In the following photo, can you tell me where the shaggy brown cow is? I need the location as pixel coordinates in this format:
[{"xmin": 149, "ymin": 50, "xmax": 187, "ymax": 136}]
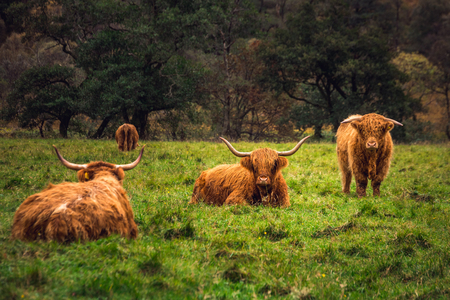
[
  {"xmin": 115, "ymin": 123, "xmax": 139, "ymax": 151},
  {"xmin": 336, "ymin": 113, "xmax": 403, "ymax": 197},
  {"xmin": 10, "ymin": 145, "xmax": 145, "ymax": 243},
  {"xmin": 189, "ymin": 136, "xmax": 310, "ymax": 207}
]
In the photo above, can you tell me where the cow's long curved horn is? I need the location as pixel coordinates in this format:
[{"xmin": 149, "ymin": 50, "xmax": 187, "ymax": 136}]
[
  {"xmin": 116, "ymin": 145, "xmax": 145, "ymax": 171},
  {"xmin": 384, "ymin": 117, "xmax": 403, "ymax": 126},
  {"xmin": 219, "ymin": 137, "xmax": 251, "ymax": 157},
  {"xmin": 277, "ymin": 136, "xmax": 311, "ymax": 156},
  {"xmin": 53, "ymin": 145, "xmax": 87, "ymax": 170},
  {"xmin": 341, "ymin": 116, "xmax": 363, "ymax": 124}
]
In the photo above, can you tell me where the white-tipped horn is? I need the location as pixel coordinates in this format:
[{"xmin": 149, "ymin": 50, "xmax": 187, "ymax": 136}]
[
  {"xmin": 219, "ymin": 137, "xmax": 251, "ymax": 157},
  {"xmin": 53, "ymin": 145, "xmax": 87, "ymax": 170},
  {"xmin": 341, "ymin": 116, "xmax": 363, "ymax": 124},
  {"xmin": 384, "ymin": 117, "xmax": 403, "ymax": 126},
  {"xmin": 116, "ymin": 145, "xmax": 145, "ymax": 171},
  {"xmin": 277, "ymin": 136, "xmax": 311, "ymax": 156}
]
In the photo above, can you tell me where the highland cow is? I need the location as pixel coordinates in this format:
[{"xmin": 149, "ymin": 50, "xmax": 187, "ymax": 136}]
[
  {"xmin": 189, "ymin": 136, "xmax": 310, "ymax": 207},
  {"xmin": 336, "ymin": 113, "xmax": 403, "ymax": 197},
  {"xmin": 115, "ymin": 123, "xmax": 139, "ymax": 151},
  {"xmin": 11, "ymin": 145, "xmax": 145, "ymax": 242}
]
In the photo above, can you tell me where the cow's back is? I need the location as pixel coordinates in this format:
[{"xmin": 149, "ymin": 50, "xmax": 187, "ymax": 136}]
[
  {"xmin": 116, "ymin": 124, "xmax": 138, "ymax": 151},
  {"xmin": 198, "ymin": 164, "xmax": 253, "ymax": 205},
  {"xmin": 336, "ymin": 122, "xmax": 356, "ymax": 165},
  {"xmin": 11, "ymin": 181, "xmax": 138, "ymax": 242}
]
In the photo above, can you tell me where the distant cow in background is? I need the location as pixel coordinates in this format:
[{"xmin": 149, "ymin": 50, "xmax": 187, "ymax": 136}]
[
  {"xmin": 11, "ymin": 146, "xmax": 145, "ymax": 243},
  {"xmin": 190, "ymin": 136, "xmax": 310, "ymax": 207},
  {"xmin": 336, "ymin": 113, "xmax": 403, "ymax": 197},
  {"xmin": 116, "ymin": 123, "xmax": 139, "ymax": 151}
]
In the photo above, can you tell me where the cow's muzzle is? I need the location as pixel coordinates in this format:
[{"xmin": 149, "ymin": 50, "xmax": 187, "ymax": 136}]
[
  {"xmin": 257, "ymin": 175, "xmax": 270, "ymax": 186},
  {"xmin": 366, "ymin": 140, "xmax": 378, "ymax": 150}
]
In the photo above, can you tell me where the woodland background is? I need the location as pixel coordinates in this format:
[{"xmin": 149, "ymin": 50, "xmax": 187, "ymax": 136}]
[{"xmin": 0, "ymin": 0, "xmax": 449, "ymax": 143}]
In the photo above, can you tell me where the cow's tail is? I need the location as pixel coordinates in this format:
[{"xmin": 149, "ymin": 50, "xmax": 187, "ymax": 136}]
[{"xmin": 125, "ymin": 126, "xmax": 132, "ymax": 151}]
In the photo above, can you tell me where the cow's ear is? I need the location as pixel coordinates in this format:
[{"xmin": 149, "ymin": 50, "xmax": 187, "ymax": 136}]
[
  {"xmin": 77, "ymin": 170, "xmax": 88, "ymax": 182},
  {"xmin": 115, "ymin": 168, "xmax": 125, "ymax": 182},
  {"xmin": 277, "ymin": 157, "xmax": 289, "ymax": 170},
  {"xmin": 350, "ymin": 121, "xmax": 361, "ymax": 131},
  {"xmin": 385, "ymin": 122, "xmax": 394, "ymax": 131},
  {"xmin": 240, "ymin": 157, "xmax": 253, "ymax": 171}
]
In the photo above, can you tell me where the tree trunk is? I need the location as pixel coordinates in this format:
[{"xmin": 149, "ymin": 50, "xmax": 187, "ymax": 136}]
[
  {"xmin": 59, "ymin": 114, "xmax": 72, "ymax": 138},
  {"xmin": 446, "ymin": 92, "xmax": 450, "ymax": 140},
  {"xmin": 233, "ymin": 111, "xmax": 246, "ymax": 140},
  {"xmin": 222, "ymin": 95, "xmax": 233, "ymax": 138},
  {"xmin": 38, "ymin": 120, "xmax": 45, "ymax": 138},
  {"xmin": 132, "ymin": 109, "xmax": 148, "ymax": 139},
  {"xmin": 332, "ymin": 118, "xmax": 340, "ymax": 133},
  {"xmin": 314, "ymin": 124, "xmax": 323, "ymax": 139},
  {"xmin": 91, "ymin": 115, "xmax": 112, "ymax": 139},
  {"xmin": 122, "ymin": 107, "xmax": 130, "ymax": 124}
]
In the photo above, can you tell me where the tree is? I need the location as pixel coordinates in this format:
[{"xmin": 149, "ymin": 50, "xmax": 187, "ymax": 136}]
[
  {"xmin": 392, "ymin": 52, "xmax": 440, "ymax": 113},
  {"xmin": 259, "ymin": 0, "xmax": 420, "ymax": 138},
  {"xmin": 6, "ymin": 0, "xmax": 209, "ymax": 138},
  {"xmin": 408, "ymin": 0, "xmax": 450, "ymax": 55},
  {"xmin": 200, "ymin": 0, "xmax": 262, "ymax": 139},
  {"xmin": 403, "ymin": 0, "xmax": 450, "ymax": 140},
  {"xmin": 3, "ymin": 65, "xmax": 79, "ymax": 138}
]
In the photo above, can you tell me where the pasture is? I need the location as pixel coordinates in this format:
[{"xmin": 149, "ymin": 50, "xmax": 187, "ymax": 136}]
[{"xmin": 0, "ymin": 138, "xmax": 449, "ymax": 299}]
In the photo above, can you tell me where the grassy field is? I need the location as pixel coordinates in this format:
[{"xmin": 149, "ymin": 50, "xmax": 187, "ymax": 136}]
[{"xmin": 0, "ymin": 138, "xmax": 449, "ymax": 299}]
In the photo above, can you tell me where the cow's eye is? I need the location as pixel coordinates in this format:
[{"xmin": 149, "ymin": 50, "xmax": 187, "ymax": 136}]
[{"xmin": 272, "ymin": 161, "xmax": 278, "ymax": 172}]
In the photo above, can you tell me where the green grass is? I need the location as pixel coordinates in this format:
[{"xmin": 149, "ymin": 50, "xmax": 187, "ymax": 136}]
[{"xmin": 0, "ymin": 138, "xmax": 449, "ymax": 299}]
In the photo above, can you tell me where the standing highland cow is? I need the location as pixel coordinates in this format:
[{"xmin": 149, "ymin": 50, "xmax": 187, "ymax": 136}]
[
  {"xmin": 190, "ymin": 136, "xmax": 310, "ymax": 207},
  {"xmin": 11, "ymin": 146, "xmax": 145, "ymax": 243},
  {"xmin": 115, "ymin": 123, "xmax": 139, "ymax": 151},
  {"xmin": 336, "ymin": 113, "xmax": 403, "ymax": 197}
]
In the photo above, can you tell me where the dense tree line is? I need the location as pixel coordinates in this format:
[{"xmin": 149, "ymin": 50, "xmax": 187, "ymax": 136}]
[{"xmin": 0, "ymin": 0, "xmax": 449, "ymax": 141}]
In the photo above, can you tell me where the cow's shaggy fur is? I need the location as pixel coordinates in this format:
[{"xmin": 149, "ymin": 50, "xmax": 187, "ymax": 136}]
[
  {"xmin": 11, "ymin": 149, "xmax": 143, "ymax": 243},
  {"xmin": 115, "ymin": 123, "xmax": 139, "ymax": 151},
  {"xmin": 190, "ymin": 138, "xmax": 309, "ymax": 207},
  {"xmin": 336, "ymin": 113, "xmax": 401, "ymax": 197}
]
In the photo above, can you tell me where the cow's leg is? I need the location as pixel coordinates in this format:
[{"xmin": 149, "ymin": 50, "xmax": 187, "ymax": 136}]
[
  {"xmin": 125, "ymin": 132, "xmax": 131, "ymax": 151},
  {"xmin": 189, "ymin": 183, "xmax": 201, "ymax": 204},
  {"xmin": 339, "ymin": 163, "xmax": 352, "ymax": 194},
  {"xmin": 337, "ymin": 148, "xmax": 351, "ymax": 194},
  {"xmin": 371, "ymin": 181, "xmax": 381, "ymax": 197},
  {"xmin": 350, "ymin": 156, "xmax": 368, "ymax": 197},
  {"xmin": 355, "ymin": 176, "xmax": 368, "ymax": 197},
  {"xmin": 269, "ymin": 178, "xmax": 290, "ymax": 207},
  {"xmin": 352, "ymin": 168, "xmax": 368, "ymax": 197},
  {"xmin": 224, "ymin": 191, "xmax": 248, "ymax": 205},
  {"xmin": 269, "ymin": 193, "xmax": 290, "ymax": 208},
  {"xmin": 371, "ymin": 170, "xmax": 386, "ymax": 197},
  {"xmin": 133, "ymin": 135, "xmax": 139, "ymax": 150},
  {"xmin": 189, "ymin": 173, "xmax": 206, "ymax": 204},
  {"xmin": 371, "ymin": 156, "xmax": 390, "ymax": 196},
  {"xmin": 343, "ymin": 171, "xmax": 352, "ymax": 194}
]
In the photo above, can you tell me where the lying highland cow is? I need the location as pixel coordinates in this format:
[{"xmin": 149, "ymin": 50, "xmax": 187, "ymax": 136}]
[
  {"xmin": 116, "ymin": 123, "xmax": 139, "ymax": 151},
  {"xmin": 189, "ymin": 136, "xmax": 310, "ymax": 207},
  {"xmin": 11, "ymin": 145, "xmax": 145, "ymax": 242},
  {"xmin": 336, "ymin": 113, "xmax": 403, "ymax": 197}
]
